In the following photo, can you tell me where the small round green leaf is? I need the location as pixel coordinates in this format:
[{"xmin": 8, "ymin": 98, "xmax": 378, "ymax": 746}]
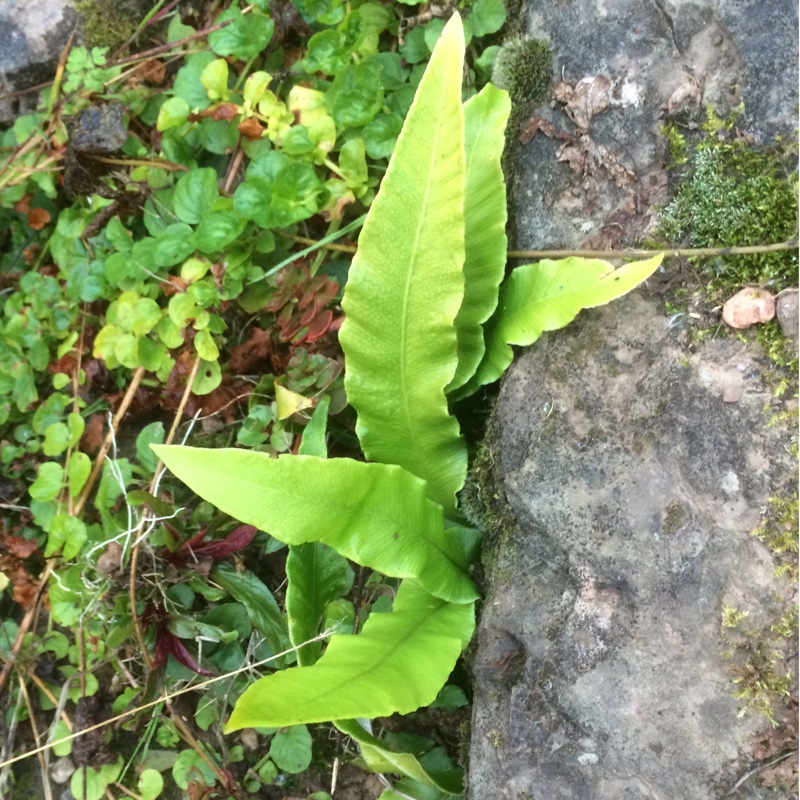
[
  {"xmin": 193, "ymin": 329, "xmax": 220, "ymax": 361},
  {"xmin": 192, "ymin": 359, "xmax": 222, "ymax": 395},
  {"xmin": 30, "ymin": 461, "xmax": 64, "ymax": 502},
  {"xmin": 173, "ymin": 168, "xmax": 220, "ymax": 225},
  {"xmin": 157, "ymin": 97, "xmax": 190, "ymax": 131},
  {"xmin": 172, "ymin": 749, "xmax": 217, "ymax": 790},
  {"xmin": 43, "ymin": 422, "xmax": 71, "ymax": 456},
  {"xmin": 269, "ymin": 725, "xmax": 313, "ymax": 773},
  {"xmin": 138, "ymin": 769, "xmax": 164, "ymax": 800}
]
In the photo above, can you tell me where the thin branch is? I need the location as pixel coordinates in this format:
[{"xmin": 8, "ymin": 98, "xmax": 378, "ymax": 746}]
[
  {"xmin": 0, "ymin": 561, "xmax": 55, "ymax": 695},
  {"xmin": 725, "ymin": 750, "xmax": 797, "ymax": 795},
  {"xmin": 75, "ymin": 366, "xmax": 146, "ymax": 517},
  {"xmin": 129, "ymin": 355, "xmax": 201, "ymax": 671},
  {"xmin": 280, "ymin": 233, "xmax": 799, "ymax": 261},
  {"xmin": 506, "ymin": 240, "xmax": 800, "ymax": 260}
]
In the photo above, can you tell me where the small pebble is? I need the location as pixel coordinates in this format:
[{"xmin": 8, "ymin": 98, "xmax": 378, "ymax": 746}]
[{"xmin": 721, "ymin": 287, "xmax": 775, "ymax": 329}]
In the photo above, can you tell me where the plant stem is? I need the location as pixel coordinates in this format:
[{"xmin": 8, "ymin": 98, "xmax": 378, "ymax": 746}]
[{"xmin": 281, "ymin": 232, "xmax": 799, "ymax": 260}]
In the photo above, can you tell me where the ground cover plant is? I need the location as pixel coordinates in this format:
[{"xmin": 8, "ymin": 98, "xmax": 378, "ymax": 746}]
[{"xmin": 0, "ymin": 3, "xmax": 667, "ymax": 798}]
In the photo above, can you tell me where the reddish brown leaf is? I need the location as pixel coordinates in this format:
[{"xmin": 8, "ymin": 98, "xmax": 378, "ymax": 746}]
[
  {"xmin": 139, "ymin": 58, "xmax": 166, "ymax": 84},
  {"xmin": 213, "ymin": 103, "xmax": 239, "ymax": 122},
  {"xmin": 198, "ymin": 382, "xmax": 248, "ymax": 423},
  {"xmin": 13, "ymin": 195, "xmax": 31, "ymax": 214},
  {"xmin": 14, "ymin": 576, "xmax": 38, "ymax": 609},
  {"xmin": 168, "ymin": 632, "xmax": 216, "ymax": 676},
  {"xmin": 27, "ymin": 208, "xmax": 51, "ymax": 230},
  {"xmin": 160, "ymin": 276, "xmax": 188, "ymax": 296},
  {"xmin": 4, "ymin": 535, "xmax": 40, "ymax": 558},
  {"xmin": 48, "ymin": 351, "xmax": 79, "ymax": 376},
  {"xmin": 190, "ymin": 525, "xmax": 257, "ymax": 560},
  {"xmin": 238, "ymin": 117, "xmax": 266, "ymax": 141},
  {"xmin": 210, "ymin": 261, "xmax": 226, "ymax": 290},
  {"xmin": 303, "ymin": 310, "xmax": 334, "ymax": 343},
  {"xmin": 81, "ymin": 413, "xmax": 105, "ymax": 454},
  {"xmin": 229, "ymin": 328, "xmax": 273, "ymax": 373},
  {"xmin": 22, "ymin": 245, "xmax": 41, "ymax": 264}
]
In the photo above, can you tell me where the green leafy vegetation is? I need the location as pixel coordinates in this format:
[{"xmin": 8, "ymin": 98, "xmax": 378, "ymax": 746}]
[
  {"xmin": 155, "ymin": 7, "xmax": 659, "ymax": 775},
  {"xmin": 0, "ymin": 3, "xmax": 662, "ymax": 799}
]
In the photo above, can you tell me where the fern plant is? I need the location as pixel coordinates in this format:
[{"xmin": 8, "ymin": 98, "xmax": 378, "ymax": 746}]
[{"xmin": 154, "ymin": 12, "xmax": 660, "ymax": 793}]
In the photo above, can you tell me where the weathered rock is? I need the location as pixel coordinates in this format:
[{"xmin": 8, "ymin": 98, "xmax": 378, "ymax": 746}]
[
  {"xmin": 722, "ymin": 287, "xmax": 776, "ymax": 329},
  {"xmin": 0, "ymin": 0, "xmax": 80, "ymax": 124},
  {"xmin": 776, "ymin": 289, "xmax": 799, "ymax": 342},
  {"xmin": 468, "ymin": 291, "xmax": 797, "ymax": 799},
  {"xmin": 508, "ymin": 0, "xmax": 798, "ymax": 251}
]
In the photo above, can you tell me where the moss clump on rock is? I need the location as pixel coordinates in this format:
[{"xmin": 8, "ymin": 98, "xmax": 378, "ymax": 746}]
[
  {"xmin": 491, "ymin": 38, "xmax": 553, "ymax": 105},
  {"xmin": 76, "ymin": 0, "xmax": 141, "ymax": 50},
  {"xmin": 658, "ymin": 114, "xmax": 798, "ymax": 294}
]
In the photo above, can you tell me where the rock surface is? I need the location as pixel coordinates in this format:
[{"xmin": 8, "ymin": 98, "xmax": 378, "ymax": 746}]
[
  {"xmin": 468, "ymin": 291, "xmax": 797, "ymax": 799},
  {"xmin": 0, "ymin": 0, "xmax": 80, "ymax": 124},
  {"xmin": 508, "ymin": 0, "xmax": 799, "ymax": 251}
]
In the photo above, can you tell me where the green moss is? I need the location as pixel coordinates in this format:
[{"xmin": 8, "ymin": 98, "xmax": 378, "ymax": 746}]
[
  {"xmin": 76, "ymin": 0, "xmax": 140, "ymax": 50},
  {"xmin": 491, "ymin": 38, "xmax": 553, "ymax": 105},
  {"xmin": 661, "ymin": 123, "xmax": 689, "ymax": 166},
  {"xmin": 662, "ymin": 500, "xmax": 688, "ymax": 535},
  {"xmin": 460, "ymin": 437, "xmax": 514, "ymax": 543},
  {"xmin": 752, "ymin": 493, "xmax": 799, "ymax": 580},
  {"xmin": 722, "ymin": 492, "xmax": 798, "ymax": 732},
  {"xmin": 656, "ymin": 107, "xmax": 799, "ymax": 381},
  {"xmin": 658, "ymin": 118, "xmax": 798, "ymax": 295}
]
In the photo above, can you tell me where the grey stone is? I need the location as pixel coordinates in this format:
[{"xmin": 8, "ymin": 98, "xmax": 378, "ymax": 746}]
[
  {"xmin": 508, "ymin": 0, "xmax": 798, "ymax": 251},
  {"xmin": 0, "ymin": 0, "xmax": 80, "ymax": 124},
  {"xmin": 468, "ymin": 291, "xmax": 797, "ymax": 799},
  {"xmin": 776, "ymin": 289, "xmax": 799, "ymax": 343}
]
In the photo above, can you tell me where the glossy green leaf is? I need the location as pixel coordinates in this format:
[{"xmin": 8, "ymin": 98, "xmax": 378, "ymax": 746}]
[
  {"xmin": 225, "ymin": 579, "xmax": 474, "ymax": 729},
  {"xmin": 336, "ymin": 719, "xmax": 463, "ymax": 795},
  {"xmin": 43, "ymin": 422, "xmax": 71, "ymax": 456},
  {"xmin": 208, "ymin": 6, "xmax": 274, "ymax": 60},
  {"xmin": 468, "ymin": 0, "xmax": 507, "ymax": 37},
  {"xmin": 153, "ymin": 446, "xmax": 477, "ymax": 603},
  {"xmin": 297, "ymin": 395, "xmax": 330, "ymax": 458},
  {"xmin": 466, "ymin": 255, "xmax": 664, "ymax": 392},
  {"xmin": 136, "ymin": 421, "xmax": 165, "ymax": 474},
  {"xmin": 269, "ymin": 725, "xmax": 313, "ymax": 773},
  {"xmin": 271, "ymin": 163, "xmax": 325, "ymax": 226},
  {"xmin": 195, "ymin": 208, "xmax": 247, "ymax": 252},
  {"xmin": 192, "ymin": 359, "xmax": 221, "ymax": 395},
  {"xmin": 30, "ymin": 461, "xmax": 63, "ymax": 502},
  {"xmin": 156, "ymin": 97, "xmax": 190, "ymax": 131},
  {"xmin": 363, "ymin": 113, "xmax": 403, "ymax": 159},
  {"xmin": 71, "ymin": 757, "xmax": 123, "ymax": 800},
  {"xmin": 447, "ymin": 83, "xmax": 510, "ymax": 394},
  {"xmin": 173, "ymin": 168, "xmax": 219, "ymax": 225},
  {"xmin": 193, "ymin": 329, "xmax": 219, "ymax": 361},
  {"xmin": 210, "ymin": 563, "xmax": 288, "ymax": 656},
  {"xmin": 339, "ymin": 15, "xmax": 468, "ymax": 515},
  {"xmin": 67, "ymin": 452, "xmax": 91, "ymax": 497},
  {"xmin": 67, "ymin": 412, "xmax": 84, "ymax": 447},
  {"xmin": 45, "ymin": 515, "xmax": 87, "ymax": 560},
  {"xmin": 286, "ymin": 542, "xmax": 350, "ymax": 665},
  {"xmin": 234, "ymin": 176, "xmax": 276, "ymax": 228},
  {"xmin": 153, "ymin": 224, "xmax": 197, "ymax": 267},
  {"xmin": 327, "ymin": 61, "xmax": 384, "ymax": 128},
  {"xmin": 138, "ymin": 768, "xmax": 164, "ymax": 800}
]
